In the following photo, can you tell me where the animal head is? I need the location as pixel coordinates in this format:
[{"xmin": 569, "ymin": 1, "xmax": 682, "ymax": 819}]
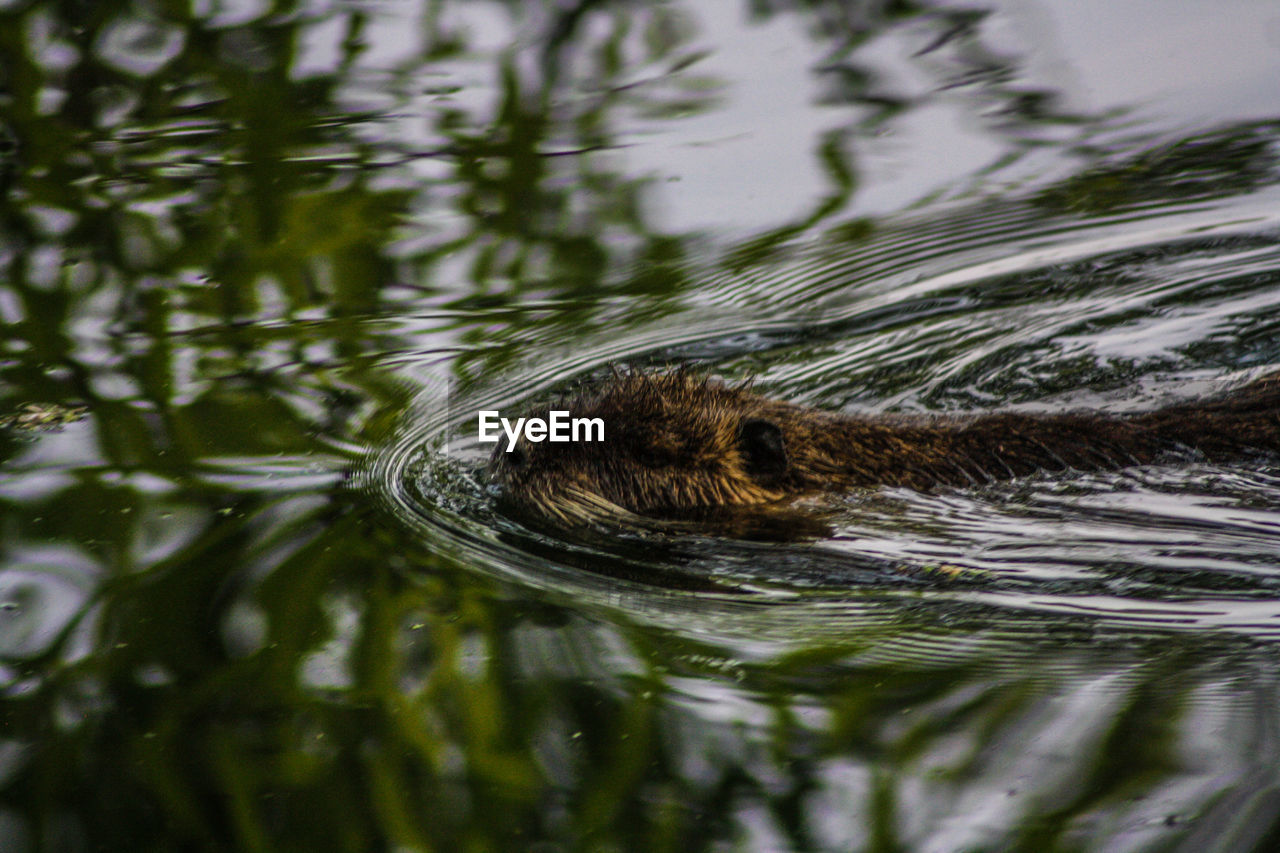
[{"xmin": 487, "ymin": 371, "xmax": 797, "ymax": 522}]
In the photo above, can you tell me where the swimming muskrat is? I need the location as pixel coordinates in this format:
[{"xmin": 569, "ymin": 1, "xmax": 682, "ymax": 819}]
[{"xmin": 488, "ymin": 370, "xmax": 1280, "ymax": 526}]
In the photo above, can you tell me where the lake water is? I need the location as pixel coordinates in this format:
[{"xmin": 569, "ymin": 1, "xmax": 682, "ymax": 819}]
[{"xmin": 4, "ymin": 1, "xmax": 1280, "ymax": 850}]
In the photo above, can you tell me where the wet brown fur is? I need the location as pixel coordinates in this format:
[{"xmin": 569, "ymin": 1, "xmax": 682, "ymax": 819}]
[{"xmin": 488, "ymin": 370, "xmax": 1280, "ymax": 524}]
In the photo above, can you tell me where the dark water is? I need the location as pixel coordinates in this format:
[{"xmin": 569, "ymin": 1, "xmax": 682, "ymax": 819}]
[{"xmin": 4, "ymin": 1, "xmax": 1280, "ymax": 850}]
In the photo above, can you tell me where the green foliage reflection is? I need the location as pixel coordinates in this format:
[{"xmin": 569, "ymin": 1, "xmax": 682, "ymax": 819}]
[{"xmin": 3, "ymin": 0, "xmax": 1280, "ymax": 850}]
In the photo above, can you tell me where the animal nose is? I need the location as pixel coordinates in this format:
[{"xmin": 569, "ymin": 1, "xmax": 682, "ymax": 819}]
[{"xmin": 507, "ymin": 442, "xmax": 528, "ymax": 469}]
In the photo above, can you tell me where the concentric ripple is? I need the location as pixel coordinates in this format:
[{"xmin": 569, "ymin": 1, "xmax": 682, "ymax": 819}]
[{"xmin": 365, "ymin": 179, "xmax": 1280, "ymax": 659}]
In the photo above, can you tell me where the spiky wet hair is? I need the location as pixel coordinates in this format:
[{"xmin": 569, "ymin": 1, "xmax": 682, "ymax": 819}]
[
  {"xmin": 488, "ymin": 366, "xmax": 1280, "ymax": 530},
  {"xmin": 487, "ymin": 369, "xmax": 796, "ymax": 524}
]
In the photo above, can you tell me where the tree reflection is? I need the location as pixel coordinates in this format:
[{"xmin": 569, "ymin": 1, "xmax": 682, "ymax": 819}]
[{"xmin": 3, "ymin": 0, "xmax": 1280, "ymax": 850}]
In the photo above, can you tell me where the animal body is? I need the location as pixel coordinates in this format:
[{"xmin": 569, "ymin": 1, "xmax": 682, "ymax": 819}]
[{"xmin": 488, "ymin": 370, "xmax": 1280, "ymax": 525}]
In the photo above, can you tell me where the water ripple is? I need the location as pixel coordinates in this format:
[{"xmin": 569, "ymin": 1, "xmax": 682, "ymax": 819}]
[{"xmin": 367, "ymin": 184, "xmax": 1280, "ymax": 657}]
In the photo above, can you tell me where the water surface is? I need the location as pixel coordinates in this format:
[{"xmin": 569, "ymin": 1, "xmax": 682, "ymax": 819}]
[{"xmin": 3, "ymin": 1, "xmax": 1280, "ymax": 850}]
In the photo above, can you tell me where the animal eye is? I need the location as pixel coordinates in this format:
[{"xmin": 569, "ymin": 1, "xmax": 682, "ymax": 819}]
[
  {"xmin": 739, "ymin": 418, "xmax": 788, "ymax": 480},
  {"xmin": 638, "ymin": 447, "xmax": 673, "ymax": 468}
]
